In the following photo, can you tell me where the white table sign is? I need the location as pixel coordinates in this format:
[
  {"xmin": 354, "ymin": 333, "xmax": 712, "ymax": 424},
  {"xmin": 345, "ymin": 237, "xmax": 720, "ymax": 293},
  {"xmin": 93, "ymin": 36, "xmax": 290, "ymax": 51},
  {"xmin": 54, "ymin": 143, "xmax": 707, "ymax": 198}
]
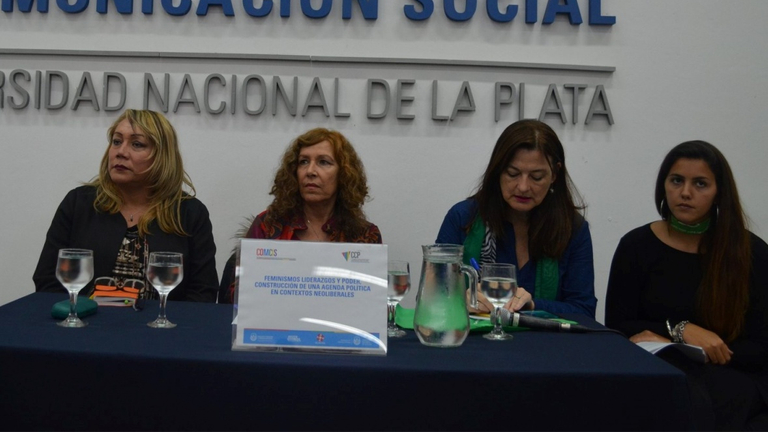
[{"xmin": 231, "ymin": 239, "xmax": 388, "ymax": 355}]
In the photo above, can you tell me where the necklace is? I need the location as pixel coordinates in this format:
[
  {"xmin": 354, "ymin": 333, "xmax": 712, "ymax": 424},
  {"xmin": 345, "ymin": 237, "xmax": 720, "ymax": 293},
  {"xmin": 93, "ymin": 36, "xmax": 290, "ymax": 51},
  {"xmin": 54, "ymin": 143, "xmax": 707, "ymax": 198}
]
[
  {"xmin": 670, "ymin": 214, "xmax": 710, "ymax": 235},
  {"xmin": 125, "ymin": 208, "xmax": 146, "ymax": 223},
  {"xmin": 306, "ymin": 219, "xmax": 324, "ymax": 240}
]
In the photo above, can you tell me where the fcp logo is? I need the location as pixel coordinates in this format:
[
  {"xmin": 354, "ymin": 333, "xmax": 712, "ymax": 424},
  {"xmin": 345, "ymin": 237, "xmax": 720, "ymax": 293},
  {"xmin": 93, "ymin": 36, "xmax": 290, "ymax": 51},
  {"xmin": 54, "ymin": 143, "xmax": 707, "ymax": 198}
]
[{"xmin": 341, "ymin": 251, "xmax": 361, "ymax": 261}]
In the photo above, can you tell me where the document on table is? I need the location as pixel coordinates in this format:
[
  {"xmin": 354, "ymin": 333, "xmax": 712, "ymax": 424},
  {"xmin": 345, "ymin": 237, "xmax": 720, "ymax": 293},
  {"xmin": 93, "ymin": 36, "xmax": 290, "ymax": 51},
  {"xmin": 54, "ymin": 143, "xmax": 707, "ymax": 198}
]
[{"xmin": 637, "ymin": 341, "xmax": 707, "ymax": 363}]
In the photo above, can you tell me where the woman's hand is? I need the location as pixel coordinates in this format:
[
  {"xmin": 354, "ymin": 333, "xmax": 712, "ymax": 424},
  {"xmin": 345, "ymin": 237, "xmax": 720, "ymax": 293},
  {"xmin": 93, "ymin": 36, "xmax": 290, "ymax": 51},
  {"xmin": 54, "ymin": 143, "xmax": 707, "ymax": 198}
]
[
  {"xmin": 629, "ymin": 330, "xmax": 670, "ymax": 343},
  {"xmin": 503, "ymin": 287, "xmax": 535, "ymax": 312},
  {"xmin": 465, "ymin": 289, "xmax": 494, "ymax": 314},
  {"xmin": 682, "ymin": 323, "xmax": 732, "ymax": 365}
]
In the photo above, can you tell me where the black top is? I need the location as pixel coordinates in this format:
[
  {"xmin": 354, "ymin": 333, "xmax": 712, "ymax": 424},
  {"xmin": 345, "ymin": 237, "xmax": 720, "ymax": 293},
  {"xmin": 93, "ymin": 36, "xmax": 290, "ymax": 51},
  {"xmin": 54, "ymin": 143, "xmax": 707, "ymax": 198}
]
[
  {"xmin": 33, "ymin": 186, "xmax": 218, "ymax": 302},
  {"xmin": 605, "ymin": 223, "xmax": 768, "ymax": 371}
]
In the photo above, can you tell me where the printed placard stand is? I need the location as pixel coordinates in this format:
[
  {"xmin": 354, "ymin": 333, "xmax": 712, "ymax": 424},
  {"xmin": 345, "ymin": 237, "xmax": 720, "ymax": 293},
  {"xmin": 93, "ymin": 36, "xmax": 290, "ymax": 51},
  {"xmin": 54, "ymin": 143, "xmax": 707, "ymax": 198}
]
[{"xmin": 231, "ymin": 239, "xmax": 388, "ymax": 355}]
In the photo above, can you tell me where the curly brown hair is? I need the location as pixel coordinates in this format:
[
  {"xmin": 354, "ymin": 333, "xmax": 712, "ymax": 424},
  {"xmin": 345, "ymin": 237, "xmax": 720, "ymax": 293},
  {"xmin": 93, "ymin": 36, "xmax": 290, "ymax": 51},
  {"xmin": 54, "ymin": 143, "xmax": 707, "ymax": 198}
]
[{"xmin": 265, "ymin": 128, "xmax": 372, "ymax": 239}]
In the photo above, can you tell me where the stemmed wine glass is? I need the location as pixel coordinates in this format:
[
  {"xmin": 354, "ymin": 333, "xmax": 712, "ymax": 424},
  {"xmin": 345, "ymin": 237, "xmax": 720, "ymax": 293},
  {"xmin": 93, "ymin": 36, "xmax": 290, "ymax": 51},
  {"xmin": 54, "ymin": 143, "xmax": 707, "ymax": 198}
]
[
  {"xmin": 146, "ymin": 252, "xmax": 184, "ymax": 329},
  {"xmin": 387, "ymin": 260, "xmax": 411, "ymax": 338},
  {"xmin": 480, "ymin": 263, "xmax": 517, "ymax": 341},
  {"xmin": 56, "ymin": 249, "xmax": 94, "ymax": 328}
]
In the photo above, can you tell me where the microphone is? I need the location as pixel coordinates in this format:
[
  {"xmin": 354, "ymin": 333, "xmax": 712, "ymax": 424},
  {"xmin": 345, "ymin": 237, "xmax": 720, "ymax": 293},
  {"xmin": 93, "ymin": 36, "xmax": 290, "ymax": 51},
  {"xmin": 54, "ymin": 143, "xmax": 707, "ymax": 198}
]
[{"xmin": 494, "ymin": 308, "xmax": 619, "ymax": 334}]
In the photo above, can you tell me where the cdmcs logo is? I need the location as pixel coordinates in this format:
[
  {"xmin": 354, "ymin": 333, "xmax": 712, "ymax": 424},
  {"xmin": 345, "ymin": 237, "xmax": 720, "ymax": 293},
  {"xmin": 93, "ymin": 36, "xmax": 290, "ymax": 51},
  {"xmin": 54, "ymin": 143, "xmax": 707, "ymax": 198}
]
[
  {"xmin": 342, "ymin": 251, "xmax": 361, "ymax": 261},
  {"xmin": 256, "ymin": 248, "xmax": 278, "ymax": 257}
]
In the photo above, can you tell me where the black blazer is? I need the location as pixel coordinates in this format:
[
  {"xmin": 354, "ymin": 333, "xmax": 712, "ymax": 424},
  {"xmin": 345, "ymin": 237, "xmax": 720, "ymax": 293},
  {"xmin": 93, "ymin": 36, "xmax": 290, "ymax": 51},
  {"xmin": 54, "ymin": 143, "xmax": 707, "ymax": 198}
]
[{"xmin": 33, "ymin": 186, "xmax": 218, "ymax": 302}]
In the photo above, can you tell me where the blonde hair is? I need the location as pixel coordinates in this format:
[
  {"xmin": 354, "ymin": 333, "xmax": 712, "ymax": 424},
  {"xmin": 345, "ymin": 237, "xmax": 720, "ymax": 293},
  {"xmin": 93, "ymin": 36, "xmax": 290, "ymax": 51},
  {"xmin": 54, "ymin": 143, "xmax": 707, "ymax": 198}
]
[{"xmin": 88, "ymin": 109, "xmax": 195, "ymax": 237}]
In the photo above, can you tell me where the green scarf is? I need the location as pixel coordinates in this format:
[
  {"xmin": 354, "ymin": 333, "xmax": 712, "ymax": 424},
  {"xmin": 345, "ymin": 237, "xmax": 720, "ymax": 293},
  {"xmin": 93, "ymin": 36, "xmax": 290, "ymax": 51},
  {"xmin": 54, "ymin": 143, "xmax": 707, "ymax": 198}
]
[
  {"xmin": 464, "ymin": 216, "xmax": 559, "ymax": 301},
  {"xmin": 669, "ymin": 215, "xmax": 710, "ymax": 235}
]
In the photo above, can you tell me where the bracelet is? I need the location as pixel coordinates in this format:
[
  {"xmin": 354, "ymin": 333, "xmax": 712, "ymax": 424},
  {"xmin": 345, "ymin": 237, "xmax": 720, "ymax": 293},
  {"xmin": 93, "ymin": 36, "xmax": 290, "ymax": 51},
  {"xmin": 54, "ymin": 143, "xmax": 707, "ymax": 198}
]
[
  {"xmin": 672, "ymin": 320, "xmax": 690, "ymax": 344},
  {"xmin": 666, "ymin": 319, "xmax": 675, "ymax": 340}
]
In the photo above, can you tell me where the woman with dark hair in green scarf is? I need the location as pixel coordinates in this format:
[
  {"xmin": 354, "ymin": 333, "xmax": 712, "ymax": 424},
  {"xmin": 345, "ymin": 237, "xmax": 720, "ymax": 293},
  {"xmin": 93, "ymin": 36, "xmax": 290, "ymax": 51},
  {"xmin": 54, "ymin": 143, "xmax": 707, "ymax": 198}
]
[{"xmin": 435, "ymin": 119, "xmax": 596, "ymax": 317}]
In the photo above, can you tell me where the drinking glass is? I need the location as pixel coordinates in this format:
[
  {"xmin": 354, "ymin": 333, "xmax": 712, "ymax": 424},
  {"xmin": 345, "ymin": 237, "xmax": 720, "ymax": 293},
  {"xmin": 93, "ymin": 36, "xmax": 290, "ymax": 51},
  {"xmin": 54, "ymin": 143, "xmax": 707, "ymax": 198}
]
[
  {"xmin": 146, "ymin": 252, "xmax": 184, "ymax": 329},
  {"xmin": 480, "ymin": 263, "xmax": 517, "ymax": 341},
  {"xmin": 56, "ymin": 249, "xmax": 94, "ymax": 328},
  {"xmin": 387, "ymin": 260, "xmax": 411, "ymax": 338}
]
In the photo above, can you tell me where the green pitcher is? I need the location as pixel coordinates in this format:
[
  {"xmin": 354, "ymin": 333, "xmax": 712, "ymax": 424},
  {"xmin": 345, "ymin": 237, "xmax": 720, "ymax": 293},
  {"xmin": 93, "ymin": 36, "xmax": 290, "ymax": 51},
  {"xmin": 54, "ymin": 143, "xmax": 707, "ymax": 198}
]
[{"xmin": 413, "ymin": 244, "xmax": 479, "ymax": 348}]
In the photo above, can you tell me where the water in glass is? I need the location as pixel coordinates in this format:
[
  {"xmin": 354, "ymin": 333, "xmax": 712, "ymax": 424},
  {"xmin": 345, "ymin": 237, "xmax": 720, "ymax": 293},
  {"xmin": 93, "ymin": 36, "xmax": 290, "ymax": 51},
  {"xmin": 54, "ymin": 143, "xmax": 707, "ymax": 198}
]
[
  {"xmin": 479, "ymin": 263, "xmax": 516, "ymax": 341},
  {"xmin": 147, "ymin": 262, "xmax": 183, "ymax": 295},
  {"xmin": 387, "ymin": 271, "xmax": 410, "ymax": 303},
  {"xmin": 481, "ymin": 277, "xmax": 517, "ymax": 307},
  {"xmin": 147, "ymin": 252, "xmax": 184, "ymax": 329},
  {"xmin": 56, "ymin": 249, "xmax": 94, "ymax": 328},
  {"xmin": 387, "ymin": 260, "xmax": 411, "ymax": 338}
]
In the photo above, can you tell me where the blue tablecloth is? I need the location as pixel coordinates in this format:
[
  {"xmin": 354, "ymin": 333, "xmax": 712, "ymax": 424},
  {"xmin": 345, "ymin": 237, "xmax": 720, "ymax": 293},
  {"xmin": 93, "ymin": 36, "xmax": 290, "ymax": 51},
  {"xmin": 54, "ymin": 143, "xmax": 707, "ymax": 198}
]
[{"xmin": 0, "ymin": 292, "xmax": 693, "ymax": 431}]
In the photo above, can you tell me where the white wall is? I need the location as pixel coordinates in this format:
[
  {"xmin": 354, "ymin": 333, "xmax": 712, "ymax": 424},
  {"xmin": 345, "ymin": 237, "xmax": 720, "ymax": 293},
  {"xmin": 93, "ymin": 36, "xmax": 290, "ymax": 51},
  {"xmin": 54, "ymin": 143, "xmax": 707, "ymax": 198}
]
[{"xmin": 2, "ymin": 1, "xmax": 767, "ymax": 323}]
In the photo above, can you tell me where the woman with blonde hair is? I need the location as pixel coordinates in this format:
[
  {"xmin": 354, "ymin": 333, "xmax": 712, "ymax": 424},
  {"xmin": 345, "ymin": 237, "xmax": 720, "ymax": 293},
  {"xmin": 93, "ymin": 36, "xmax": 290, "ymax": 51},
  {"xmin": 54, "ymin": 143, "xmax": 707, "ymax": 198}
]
[
  {"xmin": 219, "ymin": 128, "xmax": 381, "ymax": 303},
  {"xmin": 34, "ymin": 109, "xmax": 218, "ymax": 303}
]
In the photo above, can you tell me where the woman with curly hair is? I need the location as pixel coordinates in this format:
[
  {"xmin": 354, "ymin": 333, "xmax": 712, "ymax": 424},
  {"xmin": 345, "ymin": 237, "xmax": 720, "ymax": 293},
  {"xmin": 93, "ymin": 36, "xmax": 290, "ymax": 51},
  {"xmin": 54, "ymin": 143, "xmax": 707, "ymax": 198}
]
[
  {"xmin": 34, "ymin": 109, "xmax": 218, "ymax": 303},
  {"xmin": 219, "ymin": 128, "xmax": 381, "ymax": 303}
]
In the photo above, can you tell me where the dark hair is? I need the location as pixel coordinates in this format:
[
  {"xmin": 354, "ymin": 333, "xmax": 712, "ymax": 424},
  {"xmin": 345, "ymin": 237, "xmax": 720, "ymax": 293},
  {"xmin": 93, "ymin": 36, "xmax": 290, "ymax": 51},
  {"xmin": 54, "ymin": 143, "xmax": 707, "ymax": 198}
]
[
  {"xmin": 265, "ymin": 128, "xmax": 372, "ymax": 239},
  {"xmin": 471, "ymin": 119, "xmax": 583, "ymax": 259},
  {"xmin": 655, "ymin": 140, "xmax": 750, "ymax": 342}
]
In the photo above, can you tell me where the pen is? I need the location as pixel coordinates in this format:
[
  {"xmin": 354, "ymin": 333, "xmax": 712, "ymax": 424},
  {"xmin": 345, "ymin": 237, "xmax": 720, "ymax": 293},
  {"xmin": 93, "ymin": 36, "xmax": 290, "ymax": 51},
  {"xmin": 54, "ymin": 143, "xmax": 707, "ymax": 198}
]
[{"xmin": 469, "ymin": 258, "xmax": 481, "ymax": 272}]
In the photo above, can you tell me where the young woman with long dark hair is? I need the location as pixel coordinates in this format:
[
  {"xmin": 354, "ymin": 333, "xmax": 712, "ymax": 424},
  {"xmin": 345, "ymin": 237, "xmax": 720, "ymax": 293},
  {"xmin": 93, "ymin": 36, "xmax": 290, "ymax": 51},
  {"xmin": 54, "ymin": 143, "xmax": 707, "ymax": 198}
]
[{"xmin": 606, "ymin": 140, "xmax": 768, "ymax": 430}]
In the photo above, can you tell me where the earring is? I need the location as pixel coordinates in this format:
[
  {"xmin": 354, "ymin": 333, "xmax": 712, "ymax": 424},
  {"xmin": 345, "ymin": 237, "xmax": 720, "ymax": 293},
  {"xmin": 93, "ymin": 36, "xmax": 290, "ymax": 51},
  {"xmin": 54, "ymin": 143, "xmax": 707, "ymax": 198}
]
[
  {"xmin": 716, "ymin": 204, "xmax": 719, "ymax": 219},
  {"xmin": 549, "ymin": 188, "xmax": 554, "ymax": 194},
  {"xmin": 659, "ymin": 199, "xmax": 666, "ymax": 218}
]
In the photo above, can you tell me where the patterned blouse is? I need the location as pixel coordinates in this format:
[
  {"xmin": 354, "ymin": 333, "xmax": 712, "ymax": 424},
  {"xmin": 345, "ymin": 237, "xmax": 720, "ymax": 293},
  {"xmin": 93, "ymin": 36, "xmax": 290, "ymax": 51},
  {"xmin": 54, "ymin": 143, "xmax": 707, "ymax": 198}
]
[
  {"xmin": 246, "ymin": 210, "xmax": 382, "ymax": 243},
  {"xmin": 91, "ymin": 226, "xmax": 156, "ymax": 303}
]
